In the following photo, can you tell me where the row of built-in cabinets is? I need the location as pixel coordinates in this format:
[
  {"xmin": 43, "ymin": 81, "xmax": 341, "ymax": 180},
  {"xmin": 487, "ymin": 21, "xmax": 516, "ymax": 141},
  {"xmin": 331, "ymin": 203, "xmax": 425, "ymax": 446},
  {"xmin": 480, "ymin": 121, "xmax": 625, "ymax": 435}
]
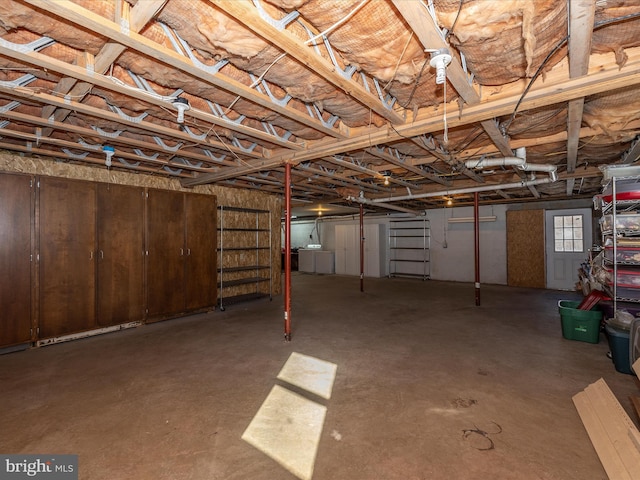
[{"xmin": 0, "ymin": 173, "xmax": 217, "ymax": 350}]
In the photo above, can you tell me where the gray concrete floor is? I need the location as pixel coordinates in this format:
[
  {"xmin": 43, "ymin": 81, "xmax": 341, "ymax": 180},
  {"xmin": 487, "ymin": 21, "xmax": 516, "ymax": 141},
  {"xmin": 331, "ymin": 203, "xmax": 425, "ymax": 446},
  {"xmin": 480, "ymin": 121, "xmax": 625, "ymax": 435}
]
[{"xmin": 1, "ymin": 273, "xmax": 639, "ymax": 480}]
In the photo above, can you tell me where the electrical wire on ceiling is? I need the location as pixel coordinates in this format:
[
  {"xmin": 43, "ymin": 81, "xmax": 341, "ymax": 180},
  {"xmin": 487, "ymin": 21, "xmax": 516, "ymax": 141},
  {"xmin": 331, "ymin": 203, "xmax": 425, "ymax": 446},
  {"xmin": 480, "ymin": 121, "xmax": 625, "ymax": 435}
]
[
  {"xmin": 445, "ymin": 0, "xmax": 465, "ymax": 41},
  {"xmin": 225, "ymin": 0, "xmax": 370, "ymax": 115},
  {"xmin": 383, "ymin": 31, "xmax": 414, "ymax": 92},
  {"xmin": 504, "ymin": 10, "xmax": 640, "ymax": 134}
]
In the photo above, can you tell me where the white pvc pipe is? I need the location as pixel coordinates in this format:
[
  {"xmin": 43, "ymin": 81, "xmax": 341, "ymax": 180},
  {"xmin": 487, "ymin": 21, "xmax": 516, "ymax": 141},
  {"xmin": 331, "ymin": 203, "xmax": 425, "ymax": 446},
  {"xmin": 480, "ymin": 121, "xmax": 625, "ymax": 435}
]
[
  {"xmin": 369, "ymin": 177, "xmax": 554, "ymax": 203},
  {"xmin": 346, "ymin": 195, "xmax": 422, "ymax": 215},
  {"xmin": 464, "ymin": 157, "xmax": 524, "ymax": 169}
]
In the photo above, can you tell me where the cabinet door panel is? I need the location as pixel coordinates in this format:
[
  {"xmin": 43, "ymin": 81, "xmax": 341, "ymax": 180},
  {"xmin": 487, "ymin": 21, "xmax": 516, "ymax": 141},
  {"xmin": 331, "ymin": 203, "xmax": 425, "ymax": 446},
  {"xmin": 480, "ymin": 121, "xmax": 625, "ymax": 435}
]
[
  {"xmin": 0, "ymin": 173, "xmax": 33, "ymax": 347},
  {"xmin": 185, "ymin": 194, "xmax": 216, "ymax": 310},
  {"xmin": 146, "ymin": 189, "xmax": 185, "ymax": 317},
  {"xmin": 39, "ymin": 177, "xmax": 96, "ymax": 338},
  {"xmin": 97, "ymin": 184, "xmax": 145, "ymax": 326}
]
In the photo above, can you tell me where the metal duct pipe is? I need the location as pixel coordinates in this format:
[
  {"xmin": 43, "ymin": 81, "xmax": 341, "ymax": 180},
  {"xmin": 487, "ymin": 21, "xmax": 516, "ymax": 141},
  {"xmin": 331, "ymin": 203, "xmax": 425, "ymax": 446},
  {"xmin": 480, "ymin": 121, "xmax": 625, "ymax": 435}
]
[
  {"xmin": 370, "ymin": 177, "xmax": 554, "ymax": 203},
  {"xmin": 464, "ymin": 147, "xmax": 557, "ymax": 181}
]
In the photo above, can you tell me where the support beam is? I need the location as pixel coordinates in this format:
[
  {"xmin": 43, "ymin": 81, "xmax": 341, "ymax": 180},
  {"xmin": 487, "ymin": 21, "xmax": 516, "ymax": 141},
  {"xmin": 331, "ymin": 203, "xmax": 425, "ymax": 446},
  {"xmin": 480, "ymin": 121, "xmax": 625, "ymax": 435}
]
[
  {"xmin": 474, "ymin": 192, "xmax": 480, "ymax": 306},
  {"xmin": 566, "ymin": 0, "xmax": 595, "ymax": 195},
  {"xmin": 360, "ymin": 204, "xmax": 364, "ymax": 293},
  {"xmin": 284, "ymin": 163, "xmax": 292, "ymax": 342}
]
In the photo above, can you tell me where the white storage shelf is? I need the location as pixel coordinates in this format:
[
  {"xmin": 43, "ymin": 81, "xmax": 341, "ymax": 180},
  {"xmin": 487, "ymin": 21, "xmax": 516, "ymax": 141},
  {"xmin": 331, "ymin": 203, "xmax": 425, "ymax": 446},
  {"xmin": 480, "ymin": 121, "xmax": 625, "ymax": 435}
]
[
  {"xmin": 388, "ymin": 218, "xmax": 430, "ymax": 280},
  {"xmin": 599, "ymin": 174, "xmax": 640, "ymax": 305}
]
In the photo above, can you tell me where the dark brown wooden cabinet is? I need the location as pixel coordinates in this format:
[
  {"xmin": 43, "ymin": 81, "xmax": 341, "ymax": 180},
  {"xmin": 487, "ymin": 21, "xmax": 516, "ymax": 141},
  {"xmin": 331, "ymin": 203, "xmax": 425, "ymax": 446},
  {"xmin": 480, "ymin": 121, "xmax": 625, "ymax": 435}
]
[
  {"xmin": 185, "ymin": 194, "xmax": 217, "ymax": 311},
  {"xmin": 146, "ymin": 189, "xmax": 216, "ymax": 319},
  {"xmin": 97, "ymin": 183, "xmax": 145, "ymax": 327},
  {"xmin": 0, "ymin": 173, "xmax": 34, "ymax": 348},
  {"xmin": 146, "ymin": 189, "xmax": 185, "ymax": 318},
  {"xmin": 39, "ymin": 177, "xmax": 97, "ymax": 339},
  {"xmin": 0, "ymin": 174, "xmax": 217, "ymax": 345}
]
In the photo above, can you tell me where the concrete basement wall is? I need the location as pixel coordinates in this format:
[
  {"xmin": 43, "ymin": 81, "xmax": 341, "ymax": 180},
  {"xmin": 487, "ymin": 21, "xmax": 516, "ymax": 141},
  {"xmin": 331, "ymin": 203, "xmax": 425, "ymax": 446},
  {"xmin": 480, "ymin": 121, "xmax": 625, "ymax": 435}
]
[
  {"xmin": 287, "ymin": 198, "xmax": 596, "ymax": 286},
  {"xmin": 287, "ymin": 207, "xmax": 507, "ymax": 284}
]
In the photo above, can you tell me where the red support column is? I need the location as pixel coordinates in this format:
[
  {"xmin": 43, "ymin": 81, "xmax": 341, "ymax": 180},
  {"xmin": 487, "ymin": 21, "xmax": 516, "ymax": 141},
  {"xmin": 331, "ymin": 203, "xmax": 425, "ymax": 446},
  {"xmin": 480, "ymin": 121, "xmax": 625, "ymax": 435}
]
[
  {"xmin": 360, "ymin": 203, "xmax": 364, "ymax": 292},
  {"xmin": 474, "ymin": 191, "xmax": 481, "ymax": 306},
  {"xmin": 284, "ymin": 163, "xmax": 292, "ymax": 341}
]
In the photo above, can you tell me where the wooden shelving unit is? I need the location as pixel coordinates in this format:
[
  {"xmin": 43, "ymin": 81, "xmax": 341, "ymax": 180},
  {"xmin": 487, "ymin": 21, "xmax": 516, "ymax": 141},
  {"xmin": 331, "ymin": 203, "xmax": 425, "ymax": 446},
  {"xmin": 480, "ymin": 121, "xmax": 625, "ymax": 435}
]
[{"xmin": 217, "ymin": 205, "xmax": 272, "ymax": 310}]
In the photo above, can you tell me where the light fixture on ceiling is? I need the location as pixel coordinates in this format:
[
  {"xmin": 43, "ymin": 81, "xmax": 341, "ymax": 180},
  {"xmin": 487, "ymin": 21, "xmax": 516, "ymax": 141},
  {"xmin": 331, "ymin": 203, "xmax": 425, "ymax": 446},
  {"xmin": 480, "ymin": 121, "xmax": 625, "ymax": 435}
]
[
  {"xmin": 446, "ymin": 197, "xmax": 453, "ymax": 206},
  {"xmin": 383, "ymin": 176, "xmax": 390, "ymax": 186},
  {"xmin": 429, "ymin": 48, "xmax": 452, "ymax": 85},
  {"xmin": 102, "ymin": 145, "xmax": 115, "ymax": 167},
  {"xmin": 172, "ymin": 97, "xmax": 190, "ymax": 124}
]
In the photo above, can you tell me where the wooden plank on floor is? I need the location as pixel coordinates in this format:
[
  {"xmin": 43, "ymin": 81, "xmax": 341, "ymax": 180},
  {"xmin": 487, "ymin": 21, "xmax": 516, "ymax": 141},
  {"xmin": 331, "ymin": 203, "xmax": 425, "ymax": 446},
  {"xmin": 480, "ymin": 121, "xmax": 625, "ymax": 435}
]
[
  {"xmin": 573, "ymin": 390, "xmax": 633, "ymax": 480},
  {"xmin": 632, "ymin": 396, "xmax": 640, "ymax": 424},
  {"xmin": 630, "ymin": 428, "xmax": 640, "ymax": 454},
  {"xmin": 583, "ymin": 379, "xmax": 640, "ymax": 477}
]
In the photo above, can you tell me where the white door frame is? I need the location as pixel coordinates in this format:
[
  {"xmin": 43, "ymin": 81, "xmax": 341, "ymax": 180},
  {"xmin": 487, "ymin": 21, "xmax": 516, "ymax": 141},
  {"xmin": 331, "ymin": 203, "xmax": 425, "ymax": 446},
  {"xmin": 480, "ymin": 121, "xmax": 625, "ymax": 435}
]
[{"xmin": 544, "ymin": 208, "xmax": 593, "ymax": 290}]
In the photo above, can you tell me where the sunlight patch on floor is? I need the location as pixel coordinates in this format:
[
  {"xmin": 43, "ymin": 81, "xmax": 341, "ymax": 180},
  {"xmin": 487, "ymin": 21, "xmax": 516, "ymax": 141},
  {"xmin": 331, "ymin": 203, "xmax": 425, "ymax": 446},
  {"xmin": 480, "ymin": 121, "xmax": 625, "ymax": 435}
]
[
  {"xmin": 277, "ymin": 352, "xmax": 337, "ymax": 400},
  {"xmin": 242, "ymin": 353, "xmax": 338, "ymax": 480}
]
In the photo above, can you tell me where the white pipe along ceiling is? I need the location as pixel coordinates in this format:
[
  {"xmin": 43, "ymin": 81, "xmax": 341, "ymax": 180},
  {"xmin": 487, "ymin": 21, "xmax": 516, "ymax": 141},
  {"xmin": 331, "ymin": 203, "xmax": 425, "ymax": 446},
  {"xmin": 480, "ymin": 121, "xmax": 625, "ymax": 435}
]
[{"xmin": 0, "ymin": 1, "xmax": 639, "ymax": 216}]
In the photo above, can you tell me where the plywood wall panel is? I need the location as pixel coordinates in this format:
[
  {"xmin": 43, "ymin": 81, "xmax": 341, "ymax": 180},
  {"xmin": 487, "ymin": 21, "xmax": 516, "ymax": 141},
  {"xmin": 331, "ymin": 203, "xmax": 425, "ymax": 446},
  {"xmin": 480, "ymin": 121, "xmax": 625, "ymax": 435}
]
[{"xmin": 506, "ymin": 209, "xmax": 545, "ymax": 288}]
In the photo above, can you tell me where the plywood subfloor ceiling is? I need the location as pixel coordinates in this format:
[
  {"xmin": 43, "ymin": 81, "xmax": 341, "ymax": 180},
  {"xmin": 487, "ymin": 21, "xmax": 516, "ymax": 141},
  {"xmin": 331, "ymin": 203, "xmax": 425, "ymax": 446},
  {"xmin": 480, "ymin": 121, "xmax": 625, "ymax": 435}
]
[{"xmin": 1, "ymin": 0, "xmax": 640, "ymax": 215}]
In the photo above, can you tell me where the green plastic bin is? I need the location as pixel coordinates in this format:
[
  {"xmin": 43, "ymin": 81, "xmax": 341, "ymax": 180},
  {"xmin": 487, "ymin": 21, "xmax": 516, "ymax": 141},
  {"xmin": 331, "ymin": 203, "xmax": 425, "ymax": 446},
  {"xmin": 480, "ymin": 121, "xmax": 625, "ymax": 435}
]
[{"xmin": 558, "ymin": 300, "xmax": 603, "ymax": 344}]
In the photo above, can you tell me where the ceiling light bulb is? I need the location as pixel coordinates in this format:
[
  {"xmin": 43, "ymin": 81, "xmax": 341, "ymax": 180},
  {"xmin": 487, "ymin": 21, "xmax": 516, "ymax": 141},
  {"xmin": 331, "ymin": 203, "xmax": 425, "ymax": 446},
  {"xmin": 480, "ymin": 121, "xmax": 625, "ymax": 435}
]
[
  {"xmin": 384, "ymin": 176, "xmax": 390, "ymax": 186},
  {"xmin": 446, "ymin": 198, "xmax": 453, "ymax": 206},
  {"xmin": 172, "ymin": 97, "xmax": 190, "ymax": 124},
  {"xmin": 430, "ymin": 48, "xmax": 452, "ymax": 85}
]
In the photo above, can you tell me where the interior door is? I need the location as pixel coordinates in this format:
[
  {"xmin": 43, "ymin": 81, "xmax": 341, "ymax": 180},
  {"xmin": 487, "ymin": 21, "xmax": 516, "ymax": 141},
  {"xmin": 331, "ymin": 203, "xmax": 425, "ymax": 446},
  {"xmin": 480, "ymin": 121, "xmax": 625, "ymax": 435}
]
[
  {"xmin": 0, "ymin": 173, "xmax": 33, "ymax": 347},
  {"xmin": 545, "ymin": 208, "xmax": 592, "ymax": 290},
  {"xmin": 184, "ymin": 193, "xmax": 216, "ymax": 311},
  {"xmin": 97, "ymin": 183, "xmax": 145, "ymax": 326},
  {"xmin": 39, "ymin": 177, "xmax": 96, "ymax": 338},
  {"xmin": 335, "ymin": 225, "xmax": 359, "ymax": 275},
  {"xmin": 146, "ymin": 189, "xmax": 185, "ymax": 318}
]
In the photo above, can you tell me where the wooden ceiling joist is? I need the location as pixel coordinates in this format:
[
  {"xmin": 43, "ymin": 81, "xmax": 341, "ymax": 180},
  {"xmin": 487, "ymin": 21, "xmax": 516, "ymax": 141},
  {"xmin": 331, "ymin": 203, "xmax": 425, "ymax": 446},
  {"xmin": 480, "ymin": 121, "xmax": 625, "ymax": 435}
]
[
  {"xmin": 183, "ymin": 47, "xmax": 640, "ymax": 186},
  {"xmin": 23, "ymin": 0, "xmax": 345, "ymax": 138},
  {"xmin": 210, "ymin": 0, "xmax": 405, "ymax": 125},
  {"xmin": 566, "ymin": 0, "xmax": 596, "ymax": 195},
  {"xmin": 39, "ymin": 0, "xmax": 170, "ymax": 136}
]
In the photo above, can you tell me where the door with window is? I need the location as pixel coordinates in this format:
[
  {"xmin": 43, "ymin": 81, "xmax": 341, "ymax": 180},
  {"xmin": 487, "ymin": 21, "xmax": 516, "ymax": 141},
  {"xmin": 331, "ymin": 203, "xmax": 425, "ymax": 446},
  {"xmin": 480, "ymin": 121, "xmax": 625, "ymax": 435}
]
[{"xmin": 545, "ymin": 208, "xmax": 592, "ymax": 290}]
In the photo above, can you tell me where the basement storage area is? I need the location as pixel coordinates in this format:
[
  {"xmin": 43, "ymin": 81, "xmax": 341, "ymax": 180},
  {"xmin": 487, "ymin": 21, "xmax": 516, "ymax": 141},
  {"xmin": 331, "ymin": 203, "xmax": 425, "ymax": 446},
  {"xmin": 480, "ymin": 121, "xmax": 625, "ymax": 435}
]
[{"xmin": 1, "ymin": 1, "xmax": 640, "ymax": 479}]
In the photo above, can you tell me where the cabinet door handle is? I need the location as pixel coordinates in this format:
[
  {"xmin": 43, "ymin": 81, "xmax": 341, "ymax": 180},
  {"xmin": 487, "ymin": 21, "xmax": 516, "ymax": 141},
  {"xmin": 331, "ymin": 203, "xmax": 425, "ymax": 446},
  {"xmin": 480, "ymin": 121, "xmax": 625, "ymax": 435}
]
[
  {"xmin": 100, "ymin": 250, "xmax": 104, "ymax": 260},
  {"xmin": 187, "ymin": 248, "xmax": 191, "ymax": 256},
  {"xmin": 90, "ymin": 251, "xmax": 93, "ymax": 260},
  {"xmin": 180, "ymin": 248, "xmax": 184, "ymax": 256}
]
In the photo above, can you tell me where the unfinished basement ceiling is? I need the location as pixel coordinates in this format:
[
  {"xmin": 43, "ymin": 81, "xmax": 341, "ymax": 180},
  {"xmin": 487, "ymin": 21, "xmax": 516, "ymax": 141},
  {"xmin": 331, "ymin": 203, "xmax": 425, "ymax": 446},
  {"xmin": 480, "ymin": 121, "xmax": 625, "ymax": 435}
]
[{"xmin": 1, "ymin": 0, "xmax": 640, "ymax": 215}]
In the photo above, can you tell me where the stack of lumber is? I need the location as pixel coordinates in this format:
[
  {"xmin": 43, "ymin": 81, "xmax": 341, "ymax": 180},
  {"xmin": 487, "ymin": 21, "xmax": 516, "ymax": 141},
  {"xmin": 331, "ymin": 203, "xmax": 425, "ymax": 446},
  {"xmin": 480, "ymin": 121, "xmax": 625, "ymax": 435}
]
[{"xmin": 573, "ymin": 359, "xmax": 640, "ymax": 479}]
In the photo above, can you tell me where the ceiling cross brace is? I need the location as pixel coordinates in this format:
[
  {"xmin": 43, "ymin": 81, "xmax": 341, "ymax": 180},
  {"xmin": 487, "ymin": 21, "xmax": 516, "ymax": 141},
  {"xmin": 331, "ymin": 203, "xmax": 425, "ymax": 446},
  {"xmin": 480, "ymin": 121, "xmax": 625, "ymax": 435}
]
[
  {"xmin": 159, "ymin": 23, "xmax": 230, "ymax": 75},
  {"xmin": 252, "ymin": 0, "xmax": 299, "ymax": 30}
]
